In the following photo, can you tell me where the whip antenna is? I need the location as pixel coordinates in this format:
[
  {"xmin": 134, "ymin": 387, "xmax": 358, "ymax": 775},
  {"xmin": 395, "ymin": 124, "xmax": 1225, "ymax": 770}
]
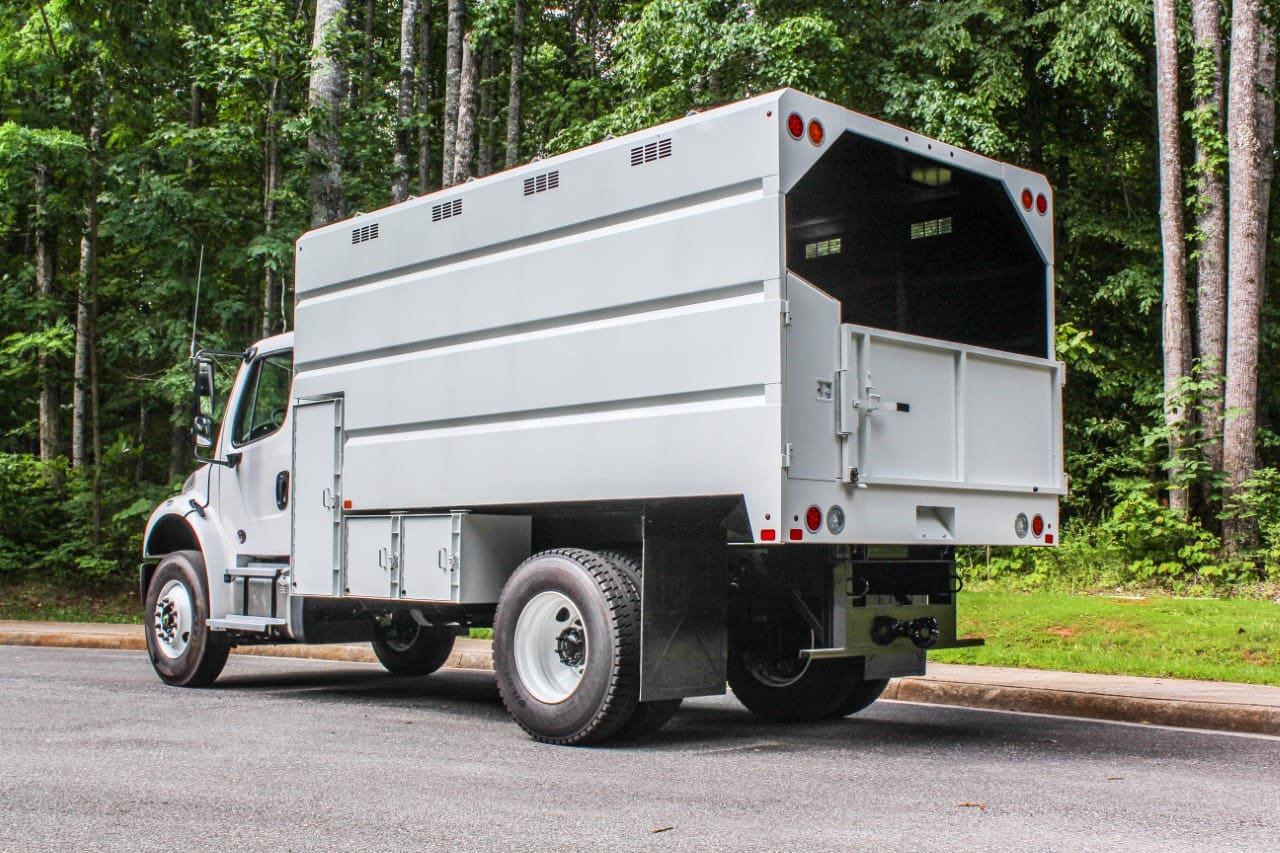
[{"xmin": 189, "ymin": 244, "xmax": 205, "ymax": 360}]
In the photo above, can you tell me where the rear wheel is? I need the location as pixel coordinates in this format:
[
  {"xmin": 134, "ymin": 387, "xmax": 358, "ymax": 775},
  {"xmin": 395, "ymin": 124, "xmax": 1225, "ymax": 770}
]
[
  {"xmin": 599, "ymin": 551, "xmax": 682, "ymax": 740},
  {"xmin": 829, "ymin": 669, "xmax": 890, "ymax": 717},
  {"xmin": 372, "ymin": 618, "xmax": 456, "ymax": 676},
  {"xmin": 493, "ymin": 549, "xmax": 640, "ymax": 745},
  {"xmin": 144, "ymin": 550, "xmax": 229, "ymax": 687},
  {"xmin": 727, "ymin": 650, "xmax": 861, "ymax": 722}
]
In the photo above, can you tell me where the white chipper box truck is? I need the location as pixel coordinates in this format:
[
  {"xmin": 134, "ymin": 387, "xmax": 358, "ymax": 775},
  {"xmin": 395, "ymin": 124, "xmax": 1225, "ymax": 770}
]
[{"xmin": 142, "ymin": 89, "xmax": 1064, "ymax": 744}]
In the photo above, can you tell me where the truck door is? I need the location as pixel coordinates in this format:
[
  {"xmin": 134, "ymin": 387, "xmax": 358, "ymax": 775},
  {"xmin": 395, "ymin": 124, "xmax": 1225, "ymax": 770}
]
[{"xmin": 216, "ymin": 347, "xmax": 294, "ymax": 562}]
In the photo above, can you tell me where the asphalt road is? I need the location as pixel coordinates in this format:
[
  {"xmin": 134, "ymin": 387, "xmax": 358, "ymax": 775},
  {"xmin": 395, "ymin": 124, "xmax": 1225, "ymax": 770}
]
[{"xmin": 2, "ymin": 647, "xmax": 1277, "ymax": 852}]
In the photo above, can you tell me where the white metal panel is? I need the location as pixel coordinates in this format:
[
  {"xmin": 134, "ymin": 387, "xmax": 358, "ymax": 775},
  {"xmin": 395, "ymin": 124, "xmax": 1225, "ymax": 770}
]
[
  {"xmin": 344, "ymin": 516, "xmax": 395, "ymax": 598},
  {"xmin": 840, "ymin": 325, "xmax": 1064, "ymax": 494},
  {"xmin": 306, "ymin": 299, "xmax": 779, "ymax": 434},
  {"xmin": 294, "ymin": 96, "xmax": 779, "ymax": 298},
  {"xmin": 963, "ymin": 354, "xmax": 1059, "ymax": 486},
  {"xmin": 860, "ymin": 338, "xmax": 958, "ymax": 482},
  {"xmin": 341, "ymin": 399, "xmax": 782, "ymax": 518},
  {"xmin": 295, "ymin": 194, "xmax": 780, "ymax": 371},
  {"xmin": 784, "ymin": 275, "xmax": 840, "ymax": 481},
  {"xmin": 455, "ymin": 515, "xmax": 532, "ymax": 603},
  {"xmin": 400, "ymin": 515, "xmax": 453, "ymax": 601},
  {"xmin": 290, "ymin": 398, "xmax": 341, "ymax": 596}
]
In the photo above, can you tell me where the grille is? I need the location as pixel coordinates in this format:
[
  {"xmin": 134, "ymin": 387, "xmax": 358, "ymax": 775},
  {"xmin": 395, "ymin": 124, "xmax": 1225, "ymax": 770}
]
[
  {"xmin": 431, "ymin": 198, "xmax": 463, "ymax": 221},
  {"xmin": 523, "ymin": 170, "xmax": 560, "ymax": 196},
  {"xmin": 350, "ymin": 222, "xmax": 380, "ymax": 244},
  {"xmin": 629, "ymin": 137, "xmax": 673, "ymax": 166}
]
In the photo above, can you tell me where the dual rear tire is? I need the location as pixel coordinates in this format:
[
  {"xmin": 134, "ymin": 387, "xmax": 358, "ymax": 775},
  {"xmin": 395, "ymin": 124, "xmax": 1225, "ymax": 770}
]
[{"xmin": 493, "ymin": 549, "xmax": 680, "ymax": 745}]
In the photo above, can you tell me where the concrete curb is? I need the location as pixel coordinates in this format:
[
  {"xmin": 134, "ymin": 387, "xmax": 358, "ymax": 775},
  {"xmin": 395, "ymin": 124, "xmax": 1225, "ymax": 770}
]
[
  {"xmin": 882, "ymin": 676, "xmax": 1280, "ymax": 736},
  {"xmin": 3, "ymin": 622, "xmax": 1277, "ymax": 737}
]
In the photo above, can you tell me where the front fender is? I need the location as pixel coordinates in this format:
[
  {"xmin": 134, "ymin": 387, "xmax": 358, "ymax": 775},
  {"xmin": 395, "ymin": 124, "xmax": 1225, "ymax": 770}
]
[{"xmin": 141, "ymin": 465, "xmax": 235, "ymax": 611}]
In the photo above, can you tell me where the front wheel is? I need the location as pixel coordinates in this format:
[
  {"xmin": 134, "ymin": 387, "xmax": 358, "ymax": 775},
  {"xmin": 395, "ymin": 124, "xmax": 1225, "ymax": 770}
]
[
  {"xmin": 372, "ymin": 618, "xmax": 456, "ymax": 675},
  {"xmin": 493, "ymin": 549, "xmax": 640, "ymax": 745},
  {"xmin": 144, "ymin": 550, "xmax": 229, "ymax": 687}
]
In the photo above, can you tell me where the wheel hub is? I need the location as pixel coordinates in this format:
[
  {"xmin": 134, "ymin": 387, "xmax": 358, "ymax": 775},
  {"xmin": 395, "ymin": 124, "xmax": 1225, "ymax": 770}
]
[
  {"xmin": 555, "ymin": 626, "xmax": 585, "ymax": 667},
  {"xmin": 152, "ymin": 579, "xmax": 194, "ymax": 660},
  {"xmin": 512, "ymin": 590, "xmax": 589, "ymax": 704}
]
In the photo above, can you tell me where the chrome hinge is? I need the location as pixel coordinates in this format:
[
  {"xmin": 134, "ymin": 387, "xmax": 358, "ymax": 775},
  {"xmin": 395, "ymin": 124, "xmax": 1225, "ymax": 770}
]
[
  {"xmin": 782, "ymin": 442, "xmax": 793, "ymax": 469},
  {"xmin": 781, "ymin": 300, "xmax": 791, "ymax": 326}
]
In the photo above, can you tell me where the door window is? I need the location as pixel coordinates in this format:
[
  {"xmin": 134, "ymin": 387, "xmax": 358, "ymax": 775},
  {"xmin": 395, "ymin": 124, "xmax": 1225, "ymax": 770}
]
[{"xmin": 231, "ymin": 351, "xmax": 294, "ymax": 446}]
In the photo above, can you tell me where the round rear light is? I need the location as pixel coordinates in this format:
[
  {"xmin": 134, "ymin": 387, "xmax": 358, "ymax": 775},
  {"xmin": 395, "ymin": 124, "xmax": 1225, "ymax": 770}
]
[
  {"xmin": 805, "ymin": 505, "xmax": 822, "ymax": 533},
  {"xmin": 1021, "ymin": 188, "xmax": 1033, "ymax": 211},
  {"xmin": 1036, "ymin": 193, "xmax": 1048, "ymax": 215},
  {"xmin": 826, "ymin": 505, "xmax": 846, "ymax": 534},
  {"xmin": 1014, "ymin": 513, "xmax": 1029, "ymax": 538},
  {"xmin": 807, "ymin": 119, "xmax": 825, "ymax": 145},
  {"xmin": 1032, "ymin": 514, "xmax": 1045, "ymax": 538},
  {"xmin": 786, "ymin": 112, "xmax": 804, "ymax": 139}
]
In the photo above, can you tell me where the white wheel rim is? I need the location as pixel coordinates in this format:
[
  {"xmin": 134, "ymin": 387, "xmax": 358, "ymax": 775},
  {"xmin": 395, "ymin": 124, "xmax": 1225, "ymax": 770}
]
[
  {"xmin": 153, "ymin": 579, "xmax": 194, "ymax": 660},
  {"xmin": 513, "ymin": 590, "xmax": 588, "ymax": 704}
]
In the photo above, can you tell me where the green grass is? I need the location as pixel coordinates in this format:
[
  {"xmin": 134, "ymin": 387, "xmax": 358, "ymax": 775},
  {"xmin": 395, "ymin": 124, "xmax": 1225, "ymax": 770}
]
[
  {"xmin": 0, "ymin": 580, "xmax": 143, "ymax": 624},
  {"xmin": 932, "ymin": 590, "xmax": 1280, "ymax": 686}
]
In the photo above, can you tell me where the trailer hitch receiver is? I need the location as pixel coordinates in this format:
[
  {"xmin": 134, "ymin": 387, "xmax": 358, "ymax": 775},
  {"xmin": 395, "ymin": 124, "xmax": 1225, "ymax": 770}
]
[{"xmin": 871, "ymin": 615, "xmax": 940, "ymax": 649}]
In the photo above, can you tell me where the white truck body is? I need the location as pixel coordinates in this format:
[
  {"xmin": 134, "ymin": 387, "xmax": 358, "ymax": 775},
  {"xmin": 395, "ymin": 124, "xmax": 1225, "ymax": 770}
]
[{"xmin": 143, "ymin": 90, "xmax": 1063, "ymax": 742}]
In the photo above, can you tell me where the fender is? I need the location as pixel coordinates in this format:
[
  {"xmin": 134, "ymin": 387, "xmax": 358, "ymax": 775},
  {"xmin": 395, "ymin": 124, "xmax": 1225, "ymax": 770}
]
[{"xmin": 141, "ymin": 464, "xmax": 239, "ymax": 621}]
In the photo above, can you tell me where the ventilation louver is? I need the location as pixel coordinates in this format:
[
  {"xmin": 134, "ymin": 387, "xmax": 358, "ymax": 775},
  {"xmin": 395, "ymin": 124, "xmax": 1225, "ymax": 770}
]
[
  {"xmin": 432, "ymin": 198, "xmax": 463, "ymax": 221},
  {"xmin": 523, "ymin": 170, "xmax": 560, "ymax": 196},
  {"xmin": 630, "ymin": 137, "xmax": 673, "ymax": 166},
  {"xmin": 351, "ymin": 222, "xmax": 380, "ymax": 244}
]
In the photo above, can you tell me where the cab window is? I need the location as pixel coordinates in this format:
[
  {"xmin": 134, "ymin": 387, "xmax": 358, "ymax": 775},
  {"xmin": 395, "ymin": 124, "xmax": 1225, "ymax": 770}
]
[{"xmin": 231, "ymin": 351, "xmax": 293, "ymax": 445}]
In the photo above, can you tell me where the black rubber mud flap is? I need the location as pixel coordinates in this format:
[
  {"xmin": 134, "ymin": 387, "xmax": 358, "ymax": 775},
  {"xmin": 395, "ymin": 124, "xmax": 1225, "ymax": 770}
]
[{"xmin": 639, "ymin": 501, "xmax": 730, "ymax": 702}]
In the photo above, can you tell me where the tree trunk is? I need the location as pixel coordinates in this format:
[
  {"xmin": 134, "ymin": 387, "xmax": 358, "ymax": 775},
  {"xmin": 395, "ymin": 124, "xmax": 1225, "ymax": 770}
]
[
  {"xmin": 1223, "ymin": 0, "xmax": 1265, "ymax": 549},
  {"xmin": 452, "ymin": 30, "xmax": 478, "ymax": 184},
  {"xmin": 416, "ymin": 0, "xmax": 432, "ymax": 192},
  {"xmin": 33, "ymin": 162, "xmax": 61, "ymax": 465},
  {"xmin": 393, "ymin": 0, "xmax": 419, "ymax": 202},
  {"xmin": 264, "ymin": 79, "xmax": 283, "ymax": 337},
  {"xmin": 478, "ymin": 41, "xmax": 495, "ymax": 177},
  {"xmin": 1189, "ymin": 0, "xmax": 1227, "ymax": 496},
  {"xmin": 505, "ymin": 0, "xmax": 527, "ymax": 169},
  {"xmin": 1154, "ymin": 0, "xmax": 1191, "ymax": 512},
  {"xmin": 309, "ymin": 0, "xmax": 347, "ymax": 227},
  {"xmin": 72, "ymin": 226, "xmax": 91, "ymax": 469},
  {"xmin": 360, "ymin": 0, "xmax": 375, "ymax": 105},
  {"xmin": 441, "ymin": 0, "xmax": 465, "ymax": 186}
]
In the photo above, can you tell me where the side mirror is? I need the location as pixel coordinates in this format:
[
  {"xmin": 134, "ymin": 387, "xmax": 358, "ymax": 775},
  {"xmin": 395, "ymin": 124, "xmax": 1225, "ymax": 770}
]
[{"xmin": 193, "ymin": 357, "xmax": 218, "ymax": 452}]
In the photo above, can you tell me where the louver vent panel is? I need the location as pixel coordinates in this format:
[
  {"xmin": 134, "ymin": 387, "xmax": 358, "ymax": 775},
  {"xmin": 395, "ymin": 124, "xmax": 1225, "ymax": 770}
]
[
  {"xmin": 629, "ymin": 137, "xmax": 673, "ymax": 166},
  {"xmin": 523, "ymin": 170, "xmax": 560, "ymax": 196},
  {"xmin": 351, "ymin": 222, "xmax": 380, "ymax": 244},
  {"xmin": 431, "ymin": 198, "xmax": 463, "ymax": 221}
]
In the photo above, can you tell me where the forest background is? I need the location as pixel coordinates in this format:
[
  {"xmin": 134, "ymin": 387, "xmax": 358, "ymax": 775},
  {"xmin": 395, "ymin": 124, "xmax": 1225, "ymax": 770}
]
[{"xmin": 1, "ymin": 0, "xmax": 1279, "ymax": 598}]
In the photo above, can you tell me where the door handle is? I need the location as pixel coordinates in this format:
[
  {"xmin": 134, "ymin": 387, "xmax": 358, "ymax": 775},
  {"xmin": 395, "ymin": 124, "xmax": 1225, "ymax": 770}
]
[{"xmin": 276, "ymin": 471, "xmax": 289, "ymax": 510}]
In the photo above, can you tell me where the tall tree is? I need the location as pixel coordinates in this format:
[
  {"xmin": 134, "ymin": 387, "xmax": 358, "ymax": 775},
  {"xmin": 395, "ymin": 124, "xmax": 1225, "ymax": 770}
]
[
  {"xmin": 1154, "ymin": 0, "xmax": 1190, "ymax": 511},
  {"xmin": 308, "ymin": 0, "xmax": 347, "ymax": 226},
  {"xmin": 33, "ymin": 162, "xmax": 60, "ymax": 464},
  {"xmin": 441, "ymin": 0, "xmax": 465, "ymax": 186},
  {"xmin": 1189, "ymin": 0, "xmax": 1228, "ymax": 488},
  {"xmin": 1222, "ymin": 0, "xmax": 1267, "ymax": 547},
  {"xmin": 452, "ymin": 29, "xmax": 479, "ymax": 183},
  {"xmin": 416, "ymin": 0, "xmax": 432, "ymax": 192},
  {"xmin": 393, "ymin": 0, "xmax": 419, "ymax": 202},
  {"xmin": 504, "ymin": 0, "xmax": 527, "ymax": 169}
]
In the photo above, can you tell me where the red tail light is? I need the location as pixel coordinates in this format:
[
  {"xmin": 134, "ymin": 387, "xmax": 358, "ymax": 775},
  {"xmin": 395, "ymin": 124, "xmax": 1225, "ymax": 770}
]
[
  {"xmin": 786, "ymin": 113, "xmax": 804, "ymax": 139},
  {"xmin": 805, "ymin": 506, "xmax": 822, "ymax": 533}
]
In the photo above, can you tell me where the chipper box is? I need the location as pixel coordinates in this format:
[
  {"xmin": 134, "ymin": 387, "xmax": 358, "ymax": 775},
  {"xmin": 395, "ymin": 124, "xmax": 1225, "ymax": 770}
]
[{"xmin": 143, "ymin": 89, "xmax": 1063, "ymax": 743}]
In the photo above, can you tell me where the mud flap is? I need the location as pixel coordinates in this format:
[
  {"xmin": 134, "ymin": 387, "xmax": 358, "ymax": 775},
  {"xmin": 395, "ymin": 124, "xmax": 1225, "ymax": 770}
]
[{"xmin": 639, "ymin": 503, "xmax": 730, "ymax": 701}]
